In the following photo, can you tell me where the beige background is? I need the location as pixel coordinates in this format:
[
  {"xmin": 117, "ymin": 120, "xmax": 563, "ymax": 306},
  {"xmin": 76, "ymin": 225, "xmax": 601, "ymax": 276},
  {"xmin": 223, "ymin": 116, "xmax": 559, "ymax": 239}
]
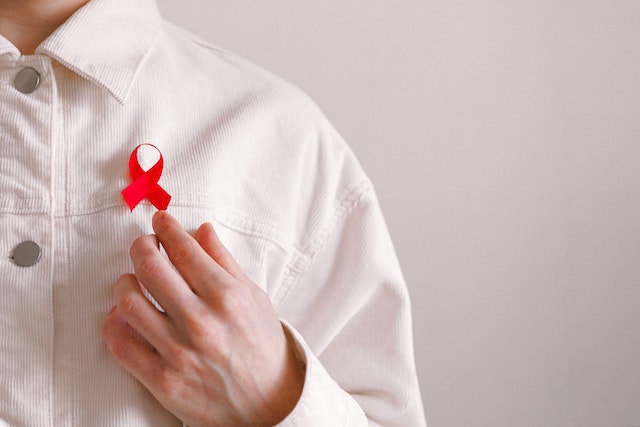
[{"xmin": 155, "ymin": 1, "xmax": 640, "ymax": 426}]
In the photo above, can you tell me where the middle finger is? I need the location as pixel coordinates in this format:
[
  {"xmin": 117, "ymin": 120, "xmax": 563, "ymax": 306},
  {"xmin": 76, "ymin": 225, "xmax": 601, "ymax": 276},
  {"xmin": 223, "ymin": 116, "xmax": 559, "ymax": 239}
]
[
  {"xmin": 129, "ymin": 234, "xmax": 197, "ymax": 319},
  {"xmin": 113, "ymin": 273, "xmax": 176, "ymax": 356}
]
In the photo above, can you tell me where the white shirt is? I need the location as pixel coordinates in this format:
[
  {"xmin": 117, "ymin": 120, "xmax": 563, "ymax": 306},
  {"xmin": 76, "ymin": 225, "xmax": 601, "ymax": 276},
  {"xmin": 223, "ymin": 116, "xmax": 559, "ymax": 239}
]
[{"xmin": 0, "ymin": 0, "xmax": 426, "ymax": 425}]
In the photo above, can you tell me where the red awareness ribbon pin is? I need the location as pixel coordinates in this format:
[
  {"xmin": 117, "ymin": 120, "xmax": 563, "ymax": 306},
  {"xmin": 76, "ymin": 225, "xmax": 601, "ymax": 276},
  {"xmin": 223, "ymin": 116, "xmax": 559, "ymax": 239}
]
[{"xmin": 121, "ymin": 144, "xmax": 171, "ymax": 211}]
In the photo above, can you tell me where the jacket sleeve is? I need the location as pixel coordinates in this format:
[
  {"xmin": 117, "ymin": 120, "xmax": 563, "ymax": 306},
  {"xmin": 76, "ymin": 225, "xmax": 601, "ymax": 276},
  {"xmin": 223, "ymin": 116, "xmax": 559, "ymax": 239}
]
[{"xmin": 274, "ymin": 186, "xmax": 427, "ymax": 427}]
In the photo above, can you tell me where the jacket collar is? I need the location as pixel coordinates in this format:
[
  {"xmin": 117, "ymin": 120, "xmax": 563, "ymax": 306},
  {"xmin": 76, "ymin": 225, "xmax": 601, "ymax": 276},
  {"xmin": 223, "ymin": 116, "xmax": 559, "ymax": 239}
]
[{"xmin": 1, "ymin": 0, "xmax": 162, "ymax": 103}]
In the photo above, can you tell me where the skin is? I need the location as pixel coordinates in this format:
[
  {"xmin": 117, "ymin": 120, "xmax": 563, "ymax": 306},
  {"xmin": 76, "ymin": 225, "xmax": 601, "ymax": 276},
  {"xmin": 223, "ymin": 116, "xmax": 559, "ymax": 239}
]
[
  {"xmin": 0, "ymin": 0, "xmax": 90, "ymax": 54},
  {"xmin": 102, "ymin": 212, "xmax": 305, "ymax": 426},
  {"xmin": 0, "ymin": 2, "xmax": 305, "ymax": 424}
]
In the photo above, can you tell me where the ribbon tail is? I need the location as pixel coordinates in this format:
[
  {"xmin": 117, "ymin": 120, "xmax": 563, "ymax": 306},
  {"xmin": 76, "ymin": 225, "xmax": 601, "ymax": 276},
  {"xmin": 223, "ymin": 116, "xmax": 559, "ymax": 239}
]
[
  {"xmin": 122, "ymin": 178, "xmax": 150, "ymax": 211},
  {"xmin": 148, "ymin": 185, "xmax": 172, "ymax": 211}
]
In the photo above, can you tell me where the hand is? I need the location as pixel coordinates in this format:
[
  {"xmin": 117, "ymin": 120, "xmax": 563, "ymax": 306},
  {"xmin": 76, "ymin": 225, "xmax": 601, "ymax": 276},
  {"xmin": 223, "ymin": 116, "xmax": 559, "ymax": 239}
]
[{"xmin": 102, "ymin": 211, "xmax": 305, "ymax": 427}]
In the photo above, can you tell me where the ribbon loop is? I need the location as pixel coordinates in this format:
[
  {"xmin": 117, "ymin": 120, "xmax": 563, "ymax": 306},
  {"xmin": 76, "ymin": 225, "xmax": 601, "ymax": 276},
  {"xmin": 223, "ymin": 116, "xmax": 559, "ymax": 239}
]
[{"xmin": 122, "ymin": 144, "xmax": 171, "ymax": 211}]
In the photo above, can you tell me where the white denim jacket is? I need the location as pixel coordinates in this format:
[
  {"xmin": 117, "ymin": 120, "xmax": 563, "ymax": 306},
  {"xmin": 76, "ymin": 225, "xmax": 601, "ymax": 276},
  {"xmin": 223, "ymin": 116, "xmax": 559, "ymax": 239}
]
[{"xmin": 0, "ymin": 0, "xmax": 426, "ymax": 425}]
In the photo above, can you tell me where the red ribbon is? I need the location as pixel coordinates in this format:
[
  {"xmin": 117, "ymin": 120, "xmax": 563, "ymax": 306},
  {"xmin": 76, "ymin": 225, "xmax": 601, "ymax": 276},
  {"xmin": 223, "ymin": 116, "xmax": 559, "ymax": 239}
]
[{"xmin": 121, "ymin": 144, "xmax": 171, "ymax": 211}]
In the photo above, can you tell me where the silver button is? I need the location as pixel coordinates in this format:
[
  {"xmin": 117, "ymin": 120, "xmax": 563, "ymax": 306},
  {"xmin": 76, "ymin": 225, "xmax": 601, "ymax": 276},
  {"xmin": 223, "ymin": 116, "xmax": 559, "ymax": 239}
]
[
  {"xmin": 14, "ymin": 67, "xmax": 41, "ymax": 94},
  {"xmin": 12, "ymin": 241, "xmax": 42, "ymax": 267}
]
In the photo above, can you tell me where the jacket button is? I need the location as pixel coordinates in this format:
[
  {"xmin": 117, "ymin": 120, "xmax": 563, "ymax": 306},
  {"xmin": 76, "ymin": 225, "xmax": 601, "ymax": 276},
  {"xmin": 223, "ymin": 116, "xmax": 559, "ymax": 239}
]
[
  {"xmin": 12, "ymin": 241, "xmax": 42, "ymax": 267},
  {"xmin": 14, "ymin": 67, "xmax": 41, "ymax": 94}
]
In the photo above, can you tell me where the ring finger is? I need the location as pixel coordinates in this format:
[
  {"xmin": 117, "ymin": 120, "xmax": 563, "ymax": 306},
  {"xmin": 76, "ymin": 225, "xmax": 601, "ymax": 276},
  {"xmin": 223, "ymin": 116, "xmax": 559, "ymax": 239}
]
[{"xmin": 114, "ymin": 273, "xmax": 176, "ymax": 357}]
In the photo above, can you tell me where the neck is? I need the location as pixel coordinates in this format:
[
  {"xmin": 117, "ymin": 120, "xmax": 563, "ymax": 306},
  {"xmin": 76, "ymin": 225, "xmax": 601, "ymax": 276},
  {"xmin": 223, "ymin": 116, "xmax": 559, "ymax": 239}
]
[{"xmin": 0, "ymin": 0, "xmax": 90, "ymax": 54}]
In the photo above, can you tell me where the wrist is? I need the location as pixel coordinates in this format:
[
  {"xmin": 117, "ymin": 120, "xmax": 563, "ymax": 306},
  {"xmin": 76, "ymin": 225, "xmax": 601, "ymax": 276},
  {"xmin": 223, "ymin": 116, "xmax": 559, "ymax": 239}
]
[{"xmin": 262, "ymin": 325, "xmax": 306, "ymax": 426}]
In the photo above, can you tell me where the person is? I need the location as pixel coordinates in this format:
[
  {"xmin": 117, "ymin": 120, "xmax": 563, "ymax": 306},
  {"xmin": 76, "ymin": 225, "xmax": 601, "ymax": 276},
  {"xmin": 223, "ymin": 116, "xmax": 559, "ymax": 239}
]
[{"xmin": 0, "ymin": 0, "xmax": 427, "ymax": 425}]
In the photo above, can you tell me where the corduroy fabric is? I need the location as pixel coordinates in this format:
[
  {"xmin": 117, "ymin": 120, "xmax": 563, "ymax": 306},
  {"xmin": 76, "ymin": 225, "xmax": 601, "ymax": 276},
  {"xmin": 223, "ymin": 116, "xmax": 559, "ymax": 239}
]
[{"xmin": 0, "ymin": 0, "xmax": 426, "ymax": 425}]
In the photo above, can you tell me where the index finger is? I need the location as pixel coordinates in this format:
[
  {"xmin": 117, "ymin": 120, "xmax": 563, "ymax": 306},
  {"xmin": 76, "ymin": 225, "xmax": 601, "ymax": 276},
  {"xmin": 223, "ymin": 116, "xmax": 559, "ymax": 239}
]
[
  {"xmin": 151, "ymin": 211, "xmax": 231, "ymax": 296},
  {"xmin": 129, "ymin": 234, "xmax": 196, "ymax": 317}
]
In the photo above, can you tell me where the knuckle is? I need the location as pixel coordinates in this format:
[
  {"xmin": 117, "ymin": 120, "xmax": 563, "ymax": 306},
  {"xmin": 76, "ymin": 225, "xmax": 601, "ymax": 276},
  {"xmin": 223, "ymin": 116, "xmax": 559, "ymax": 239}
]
[
  {"xmin": 180, "ymin": 307, "xmax": 224, "ymax": 350},
  {"xmin": 155, "ymin": 368, "xmax": 189, "ymax": 406},
  {"xmin": 170, "ymin": 239, "xmax": 196, "ymax": 265},
  {"xmin": 110, "ymin": 339, "xmax": 131, "ymax": 362},
  {"xmin": 136, "ymin": 253, "xmax": 161, "ymax": 278},
  {"xmin": 155, "ymin": 369, "xmax": 177, "ymax": 398},
  {"xmin": 118, "ymin": 293, "xmax": 138, "ymax": 315},
  {"xmin": 182, "ymin": 311, "xmax": 210, "ymax": 340},
  {"xmin": 169, "ymin": 346, "xmax": 193, "ymax": 368},
  {"xmin": 217, "ymin": 287, "xmax": 252, "ymax": 319}
]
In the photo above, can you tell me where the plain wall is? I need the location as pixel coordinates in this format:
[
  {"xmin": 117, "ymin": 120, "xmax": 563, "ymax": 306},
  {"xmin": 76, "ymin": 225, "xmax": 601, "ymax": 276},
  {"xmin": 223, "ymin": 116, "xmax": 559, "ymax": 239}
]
[{"xmin": 155, "ymin": 2, "xmax": 640, "ymax": 426}]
